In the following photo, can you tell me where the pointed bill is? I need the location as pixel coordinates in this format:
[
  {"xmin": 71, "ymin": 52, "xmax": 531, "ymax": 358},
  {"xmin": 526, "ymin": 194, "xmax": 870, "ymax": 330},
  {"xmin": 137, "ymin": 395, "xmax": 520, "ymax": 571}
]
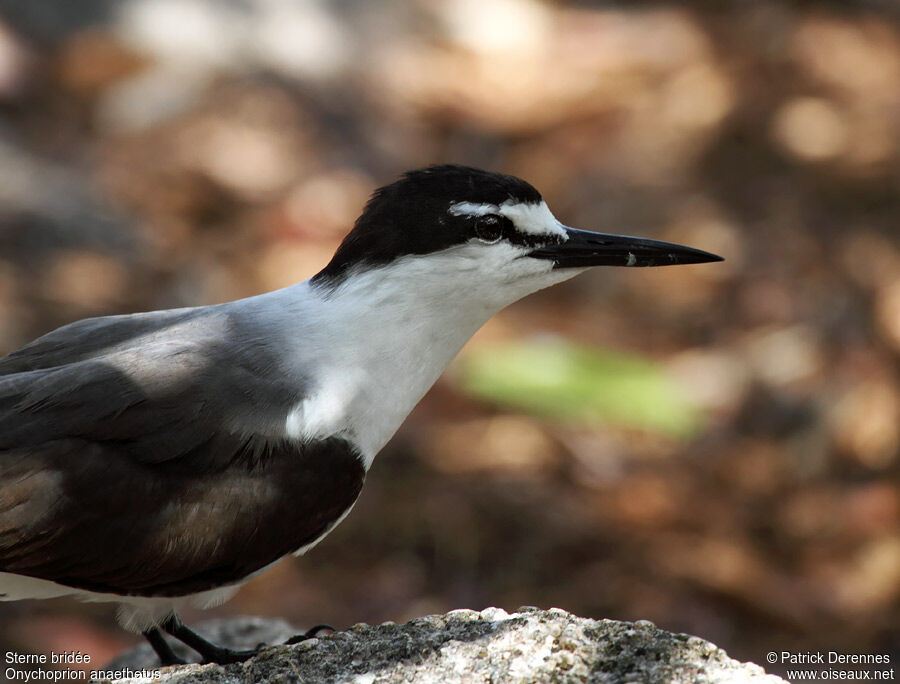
[{"xmin": 528, "ymin": 227, "xmax": 724, "ymax": 268}]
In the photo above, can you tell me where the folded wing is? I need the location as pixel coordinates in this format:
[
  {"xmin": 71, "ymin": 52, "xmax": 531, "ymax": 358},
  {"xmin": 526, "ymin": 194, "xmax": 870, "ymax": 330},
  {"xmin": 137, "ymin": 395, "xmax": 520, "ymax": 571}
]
[{"xmin": 0, "ymin": 305, "xmax": 364, "ymax": 597}]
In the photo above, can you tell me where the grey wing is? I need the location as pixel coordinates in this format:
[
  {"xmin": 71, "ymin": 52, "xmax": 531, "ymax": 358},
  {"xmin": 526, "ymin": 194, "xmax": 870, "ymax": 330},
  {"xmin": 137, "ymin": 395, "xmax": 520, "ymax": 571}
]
[
  {"xmin": 0, "ymin": 306, "xmax": 362, "ymax": 597},
  {"xmin": 0, "ymin": 305, "xmax": 304, "ymax": 464},
  {"xmin": 0, "ymin": 306, "xmax": 216, "ymax": 376}
]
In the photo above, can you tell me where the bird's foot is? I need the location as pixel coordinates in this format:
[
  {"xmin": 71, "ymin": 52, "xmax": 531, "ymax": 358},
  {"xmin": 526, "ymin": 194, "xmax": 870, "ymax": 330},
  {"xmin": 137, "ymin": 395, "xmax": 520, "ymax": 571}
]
[
  {"xmin": 158, "ymin": 613, "xmax": 261, "ymax": 665},
  {"xmin": 147, "ymin": 615, "xmax": 332, "ymax": 666},
  {"xmin": 285, "ymin": 623, "xmax": 335, "ymax": 644}
]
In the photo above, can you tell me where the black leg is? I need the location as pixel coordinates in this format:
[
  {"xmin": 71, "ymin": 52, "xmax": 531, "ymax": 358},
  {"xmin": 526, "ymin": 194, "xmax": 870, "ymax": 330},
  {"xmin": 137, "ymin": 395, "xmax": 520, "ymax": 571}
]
[
  {"xmin": 143, "ymin": 627, "xmax": 187, "ymax": 666},
  {"xmin": 160, "ymin": 613, "xmax": 261, "ymax": 664},
  {"xmin": 285, "ymin": 623, "xmax": 335, "ymax": 645}
]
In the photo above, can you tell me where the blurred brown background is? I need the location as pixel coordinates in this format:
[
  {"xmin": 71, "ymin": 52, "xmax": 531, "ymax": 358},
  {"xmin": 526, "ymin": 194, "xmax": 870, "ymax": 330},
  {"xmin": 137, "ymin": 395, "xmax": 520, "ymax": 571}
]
[{"xmin": 0, "ymin": 0, "xmax": 898, "ymax": 680}]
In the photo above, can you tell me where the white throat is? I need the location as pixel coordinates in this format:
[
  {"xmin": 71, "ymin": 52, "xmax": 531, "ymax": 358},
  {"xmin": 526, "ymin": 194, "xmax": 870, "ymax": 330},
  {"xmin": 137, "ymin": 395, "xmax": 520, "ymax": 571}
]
[{"xmin": 271, "ymin": 242, "xmax": 578, "ymax": 467}]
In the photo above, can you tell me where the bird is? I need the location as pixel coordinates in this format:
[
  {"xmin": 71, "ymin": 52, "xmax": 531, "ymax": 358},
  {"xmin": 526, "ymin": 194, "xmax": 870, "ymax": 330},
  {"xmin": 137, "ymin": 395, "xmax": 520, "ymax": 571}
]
[{"xmin": 0, "ymin": 165, "xmax": 722, "ymax": 665}]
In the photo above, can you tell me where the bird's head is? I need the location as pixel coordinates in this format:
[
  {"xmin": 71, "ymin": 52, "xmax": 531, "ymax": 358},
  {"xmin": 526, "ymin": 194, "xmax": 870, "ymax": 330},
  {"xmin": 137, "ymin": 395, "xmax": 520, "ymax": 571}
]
[{"xmin": 312, "ymin": 165, "xmax": 722, "ymax": 309}]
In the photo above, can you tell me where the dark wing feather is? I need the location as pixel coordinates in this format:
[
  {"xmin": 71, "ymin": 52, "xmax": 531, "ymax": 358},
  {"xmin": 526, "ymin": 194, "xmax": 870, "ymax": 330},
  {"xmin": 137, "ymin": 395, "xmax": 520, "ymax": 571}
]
[
  {"xmin": 0, "ymin": 436, "xmax": 364, "ymax": 596},
  {"xmin": 0, "ymin": 305, "xmax": 365, "ymax": 596}
]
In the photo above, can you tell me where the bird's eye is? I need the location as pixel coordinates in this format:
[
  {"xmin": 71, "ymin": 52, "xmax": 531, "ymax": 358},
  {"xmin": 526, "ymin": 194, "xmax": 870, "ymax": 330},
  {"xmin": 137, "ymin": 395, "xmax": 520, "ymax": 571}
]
[{"xmin": 474, "ymin": 216, "xmax": 503, "ymax": 244}]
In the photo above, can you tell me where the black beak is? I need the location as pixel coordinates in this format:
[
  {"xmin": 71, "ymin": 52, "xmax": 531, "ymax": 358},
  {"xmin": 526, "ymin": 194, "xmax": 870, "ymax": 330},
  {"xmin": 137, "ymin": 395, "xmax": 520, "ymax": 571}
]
[{"xmin": 529, "ymin": 227, "xmax": 724, "ymax": 268}]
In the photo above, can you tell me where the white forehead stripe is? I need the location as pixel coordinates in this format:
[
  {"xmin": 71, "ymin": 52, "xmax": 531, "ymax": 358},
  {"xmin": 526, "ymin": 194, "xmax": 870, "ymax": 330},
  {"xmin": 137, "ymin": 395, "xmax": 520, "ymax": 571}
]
[
  {"xmin": 498, "ymin": 200, "xmax": 568, "ymax": 238},
  {"xmin": 449, "ymin": 200, "xmax": 568, "ymax": 239}
]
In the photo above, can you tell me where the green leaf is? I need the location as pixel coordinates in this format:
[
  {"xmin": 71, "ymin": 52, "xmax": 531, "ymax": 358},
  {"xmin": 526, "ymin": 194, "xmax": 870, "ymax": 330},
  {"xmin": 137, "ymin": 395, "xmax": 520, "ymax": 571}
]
[{"xmin": 455, "ymin": 339, "xmax": 700, "ymax": 438}]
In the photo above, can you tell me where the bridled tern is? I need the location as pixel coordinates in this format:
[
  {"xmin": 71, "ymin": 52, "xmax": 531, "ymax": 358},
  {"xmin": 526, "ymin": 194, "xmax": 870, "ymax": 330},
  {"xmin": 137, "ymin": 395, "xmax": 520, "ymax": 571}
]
[{"xmin": 0, "ymin": 165, "xmax": 722, "ymax": 664}]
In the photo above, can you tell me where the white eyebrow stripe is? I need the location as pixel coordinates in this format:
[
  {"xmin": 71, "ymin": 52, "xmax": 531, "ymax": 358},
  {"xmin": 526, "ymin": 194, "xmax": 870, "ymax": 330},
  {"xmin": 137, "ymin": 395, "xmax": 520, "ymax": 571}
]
[
  {"xmin": 449, "ymin": 201, "xmax": 499, "ymax": 217},
  {"xmin": 448, "ymin": 200, "xmax": 568, "ymax": 239}
]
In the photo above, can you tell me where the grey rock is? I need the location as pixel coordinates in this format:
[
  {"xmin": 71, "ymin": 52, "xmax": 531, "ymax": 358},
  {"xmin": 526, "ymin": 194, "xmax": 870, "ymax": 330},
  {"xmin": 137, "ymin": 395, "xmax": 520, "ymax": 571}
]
[{"xmin": 105, "ymin": 608, "xmax": 786, "ymax": 684}]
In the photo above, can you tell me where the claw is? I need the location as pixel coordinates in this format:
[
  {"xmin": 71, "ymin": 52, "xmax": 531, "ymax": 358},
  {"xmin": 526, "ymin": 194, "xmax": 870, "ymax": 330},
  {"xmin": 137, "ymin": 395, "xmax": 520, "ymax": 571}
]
[{"xmin": 285, "ymin": 623, "xmax": 335, "ymax": 644}]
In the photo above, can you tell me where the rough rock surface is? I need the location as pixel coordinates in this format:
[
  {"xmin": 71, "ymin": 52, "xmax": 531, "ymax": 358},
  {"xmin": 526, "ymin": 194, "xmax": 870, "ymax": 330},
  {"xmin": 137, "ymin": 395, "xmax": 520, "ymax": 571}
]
[{"xmin": 106, "ymin": 608, "xmax": 786, "ymax": 683}]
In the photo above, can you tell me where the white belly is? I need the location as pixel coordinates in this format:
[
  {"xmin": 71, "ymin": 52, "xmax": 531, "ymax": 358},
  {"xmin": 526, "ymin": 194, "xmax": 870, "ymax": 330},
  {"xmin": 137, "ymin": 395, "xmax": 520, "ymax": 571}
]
[{"xmin": 0, "ymin": 572, "xmax": 241, "ymax": 633}]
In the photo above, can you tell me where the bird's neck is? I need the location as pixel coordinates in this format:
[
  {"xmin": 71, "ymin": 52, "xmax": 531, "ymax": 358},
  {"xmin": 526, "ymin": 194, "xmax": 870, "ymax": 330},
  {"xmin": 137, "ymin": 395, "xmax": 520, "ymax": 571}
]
[{"xmin": 277, "ymin": 263, "xmax": 504, "ymax": 467}]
